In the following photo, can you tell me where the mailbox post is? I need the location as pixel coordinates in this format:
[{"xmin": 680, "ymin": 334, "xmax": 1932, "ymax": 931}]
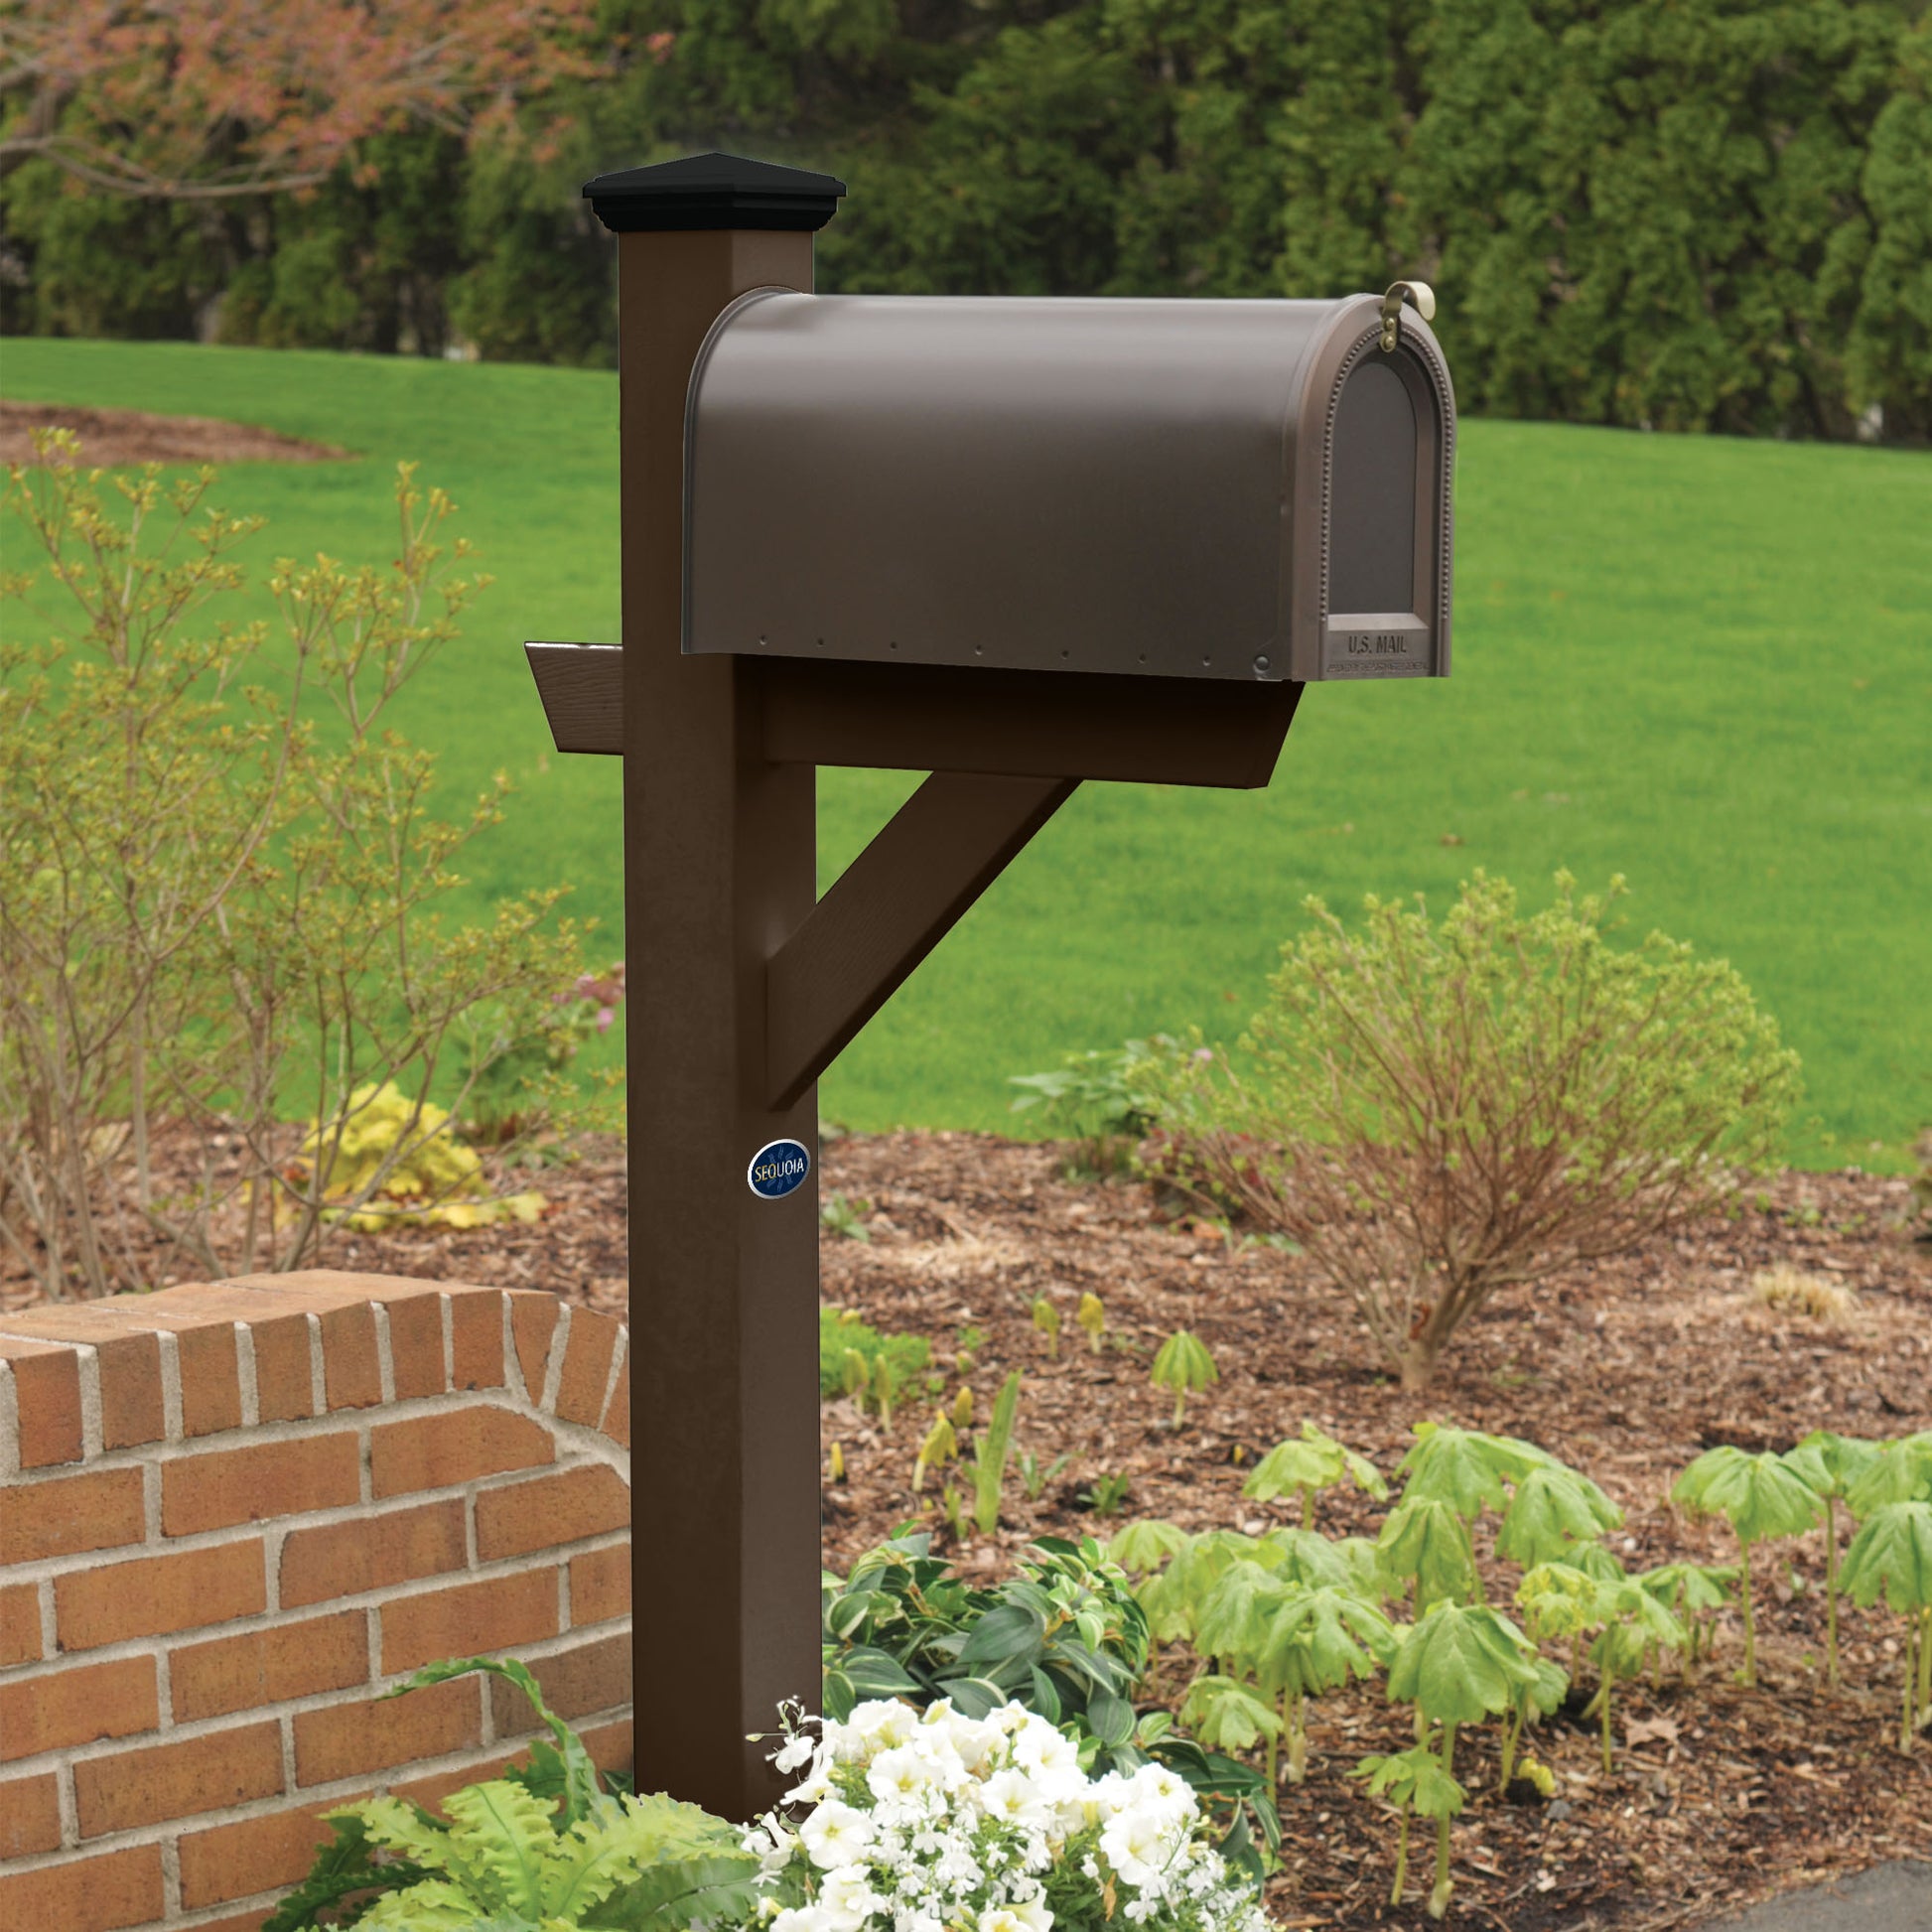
[{"xmin": 525, "ymin": 151, "xmax": 1454, "ymax": 1817}]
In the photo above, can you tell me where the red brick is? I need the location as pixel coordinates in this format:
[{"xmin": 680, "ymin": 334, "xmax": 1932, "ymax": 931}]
[
  {"xmin": 0, "ymin": 1770, "xmax": 62, "ymax": 1857},
  {"xmin": 488, "ymin": 1632, "xmax": 629, "ymax": 1733},
  {"xmin": 581, "ymin": 1715, "xmax": 633, "ymax": 1780},
  {"xmin": 510, "ymin": 1292, "xmax": 559, "ymax": 1402},
  {"xmin": 319, "ymin": 1302, "xmax": 383, "ymax": 1410},
  {"xmin": 554, "ymin": 1310, "xmax": 619, "ymax": 1426},
  {"xmin": 0, "ymin": 1844, "xmax": 163, "ymax": 1932},
  {"xmin": 193, "ymin": 1913, "xmax": 277, "ymax": 1932},
  {"xmin": 0, "ymin": 1583, "xmax": 43, "ymax": 1666},
  {"xmin": 56, "ymin": 1539, "xmax": 264, "ymax": 1650},
  {"xmin": 0, "ymin": 1466, "xmax": 144, "ymax": 1565},
  {"xmin": 247, "ymin": 1310, "xmax": 319, "ymax": 1423},
  {"xmin": 601, "ymin": 1351, "xmax": 630, "ymax": 1449},
  {"xmin": 450, "ymin": 1288, "xmax": 506, "ymax": 1389},
  {"xmin": 380, "ymin": 1567, "xmax": 558, "ymax": 1674},
  {"xmin": 0, "ymin": 1655, "xmax": 157, "ymax": 1762},
  {"xmin": 570, "ymin": 1545, "xmax": 632, "ymax": 1626},
  {"xmin": 0, "ymin": 1337, "xmax": 83, "ymax": 1467},
  {"xmin": 162, "ymin": 1431, "xmax": 359, "ymax": 1536},
  {"xmin": 171, "ymin": 1608, "xmax": 368, "ymax": 1722},
  {"xmin": 294, "ymin": 1674, "xmax": 480, "ymax": 1785},
  {"xmin": 391, "ymin": 1746, "xmax": 518, "ymax": 1813},
  {"xmin": 477, "ymin": 1463, "xmax": 628, "ymax": 1561},
  {"xmin": 0, "ymin": 1312, "xmax": 164, "ymax": 1449},
  {"xmin": 179, "ymin": 1803, "xmax": 340, "ymax": 1909},
  {"xmin": 369, "ymin": 1404, "xmax": 552, "ymax": 1498},
  {"xmin": 14, "ymin": 1295, "xmax": 252, "ymax": 1438},
  {"xmin": 383, "ymin": 1291, "xmax": 447, "ymax": 1400},
  {"xmin": 280, "ymin": 1497, "xmax": 467, "ymax": 1608},
  {"xmin": 74, "ymin": 1720, "xmax": 282, "ymax": 1836}
]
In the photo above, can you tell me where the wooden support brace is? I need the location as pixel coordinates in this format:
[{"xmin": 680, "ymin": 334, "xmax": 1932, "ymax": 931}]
[{"xmin": 765, "ymin": 771, "xmax": 1077, "ymax": 1109}]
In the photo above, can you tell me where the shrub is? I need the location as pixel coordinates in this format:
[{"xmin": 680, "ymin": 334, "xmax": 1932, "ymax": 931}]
[
  {"xmin": 1145, "ymin": 873, "xmax": 1800, "ymax": 1390},
  {"xmin": 1009, "ymin": 1035, "xmax": 1179, "ymax": 1175},
  {"xmin": 0, "ymin": 437, "xmax": 587, "ymax": 1296}
]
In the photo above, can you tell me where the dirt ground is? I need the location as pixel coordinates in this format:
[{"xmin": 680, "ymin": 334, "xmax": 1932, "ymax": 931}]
[
  {"xmin": 0, "ymin": 398, "xmax": 350, "ymax": 467},
  {"xmin": 7, "ymin": 1130, "xmax": 1928, "ymax": 1928}
]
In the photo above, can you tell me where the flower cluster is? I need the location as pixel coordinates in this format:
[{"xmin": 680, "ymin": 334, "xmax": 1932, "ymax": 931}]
[{"xmin": 742, "ymin": 1699, "xmax": 1269, "ymax": 1932}]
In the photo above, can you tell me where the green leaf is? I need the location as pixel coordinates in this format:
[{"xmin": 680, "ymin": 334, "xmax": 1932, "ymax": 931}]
[
  {"xmin": 1780, "ymin": 1431, "xmax": 1884, "ymax": 1502},
  {"xmin": 1399, "ymin": 1423, "xmax": 1555, "ymax": 1520},
  {"xmin": 385, "ymin": 1658, "xmax": 600, "ymax": 1827},
  {"xmin": 1495, "ymin": 1465, "xmax": 1623, "ymax": 1567},
  {"xmin": 1241, "ymin": 1420, "xmax": 1382, "ymax": 1508},
  {"xmin": 1845, "ymin": 1436, "xmax": 1932, "ymax": 1518},
  {"xmin": 1251, "ymin": 1585, "xmax": 1397, "ymax": 1699},
  {"xmin": 440, "ymin": 1781, "xmax": 560, "ymax": 1916},
  {"xmin": 1193, "ymin": 1560, "xmax": 1281, "ymax": 1671},
  {"xmin": 1672, "ymin": 1447, "xmax": 1822, "ymax": 1546},
  {"xmin": 1106, "ymin": 1519, "xmax": 1193, "ymax": 1575},
  {"xmin": 955, "ymin": 1600, "xmax": 1045, "ymax": 1669},
  {"xmin": 260, "ymin": 1809, "xmax": 427, "ymax": 1932},
  {"xmin": 1151, "ymin": 1329, "xmax": 1218, "ymax": 1395},
  {"xmin": 1178, "ymin": 1675, "xmax": 1283, "ymax": 1752},
  {"xmin": 1838, "ymin": 1501, "xmax": 1932, "ymax": 1614},
  {"xmin": 1515, "ymin": 1562, "xmax": 1606, "ymax": 1642},
  {"xmin": 1086, "ymin": 1688, "xmax": 1138, "ymax": 1747},
  {"xmin": 1386, "ymin": 1600, "xmax": 1541, "ymax": 1727},
  {"xmin": 1637, "ymin": 1562, "xmax": 1737, "ymax": 1618},
  {"xmin": 1376, "ymin": 1497, "xmax": 1479, "ymax": 1607},
  {"xmin": 1353, "ymin": 1743, "xmax": 1465, "ymax": 1820}
]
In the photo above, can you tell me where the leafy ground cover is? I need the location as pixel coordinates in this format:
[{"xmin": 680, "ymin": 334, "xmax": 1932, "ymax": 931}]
[
  {"xmin": 2, "ymin": 345, "xmax": 1928, "ymax": 1167},
  {"xmin": 24, "ymin": 1127, "xmax": 1926, "ymax": 1928}
]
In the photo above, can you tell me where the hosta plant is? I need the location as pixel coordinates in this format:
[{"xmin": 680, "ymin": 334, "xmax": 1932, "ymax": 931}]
[
  {"xmin": 819, "ymin": 1534, "xmax": 1279, "ymax": 1863},
  {"xmin": 1672, "ymin": 1448, "xmax": 1821, "ymax": 1686},
  {"xmin": 267, "ymin": 1658, "xmax": 754, "ymax": 1932},
  {"xmin": 751, "ymin": 1696, "xmax": 1267, "ymax": 1932}
]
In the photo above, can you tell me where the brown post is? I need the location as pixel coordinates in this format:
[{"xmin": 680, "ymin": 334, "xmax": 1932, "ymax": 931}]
[{"xmin": 591, "ymin": 156, "xmax": 845, "ymax": 1816}]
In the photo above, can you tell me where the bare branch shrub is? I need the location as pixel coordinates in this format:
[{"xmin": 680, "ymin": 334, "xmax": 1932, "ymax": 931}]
[
  {"xmin": 1143, "ymin": 873, "xmax": 1801, "ymax": 1392},
  {"xmin": 0, "ymin": 433, "xmax": 589, "ymax": 1298}
]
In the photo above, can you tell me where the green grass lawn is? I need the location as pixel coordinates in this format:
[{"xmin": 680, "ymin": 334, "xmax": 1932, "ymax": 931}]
[{"xmin": 4, "ymin": 337, "xmax": 1928, "ymax": 1169}]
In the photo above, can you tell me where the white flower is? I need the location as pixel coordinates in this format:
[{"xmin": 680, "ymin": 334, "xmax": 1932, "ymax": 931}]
[
  {"xmin": 850, "ymin": 1700, "xmax": 921, "ymax": 1755},
  {"xmin": 800, "ymin": 1800, "xmax": 876, "ymax": 1870},
  {"xmin": 868, "ymin": 1746, "xmax": 945, "ymax": 1809},
  {"xmin": 977, "ymin": 1769, "xmax": 1053, "ymax": 1833},
  {"xmin": 1010, "ymin": 1892, "xmax": 1053, "ymax": 1932},
  {"xmin": 1011, "ymin": 1721, "xmax": 1082, "ymax": 1795},
  {"xmin": 772, "ymin": 1909, "xmax": 840, "ymax": 1932},
  {"xmin": 819, "ymin": 1863, "xmax": 888, "ymax": 1929},
  {"xmin": 774, "ymin": 1730, "xmax": 819, "ymax": 1774},
  {"xmin": 1100, "ymin": 1806, "xmax": 1180, "ymax": 1889}
]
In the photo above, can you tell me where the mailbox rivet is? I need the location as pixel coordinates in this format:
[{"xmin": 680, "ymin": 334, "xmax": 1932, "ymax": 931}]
[{"xmin": 1254, "ymin": 654, "xmax": 1270, "ymax": 673}]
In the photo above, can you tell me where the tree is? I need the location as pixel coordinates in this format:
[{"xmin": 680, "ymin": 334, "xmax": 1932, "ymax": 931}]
[{"xmin": 0, "ymin": 0, "xmax": 595, "ymax": 202}]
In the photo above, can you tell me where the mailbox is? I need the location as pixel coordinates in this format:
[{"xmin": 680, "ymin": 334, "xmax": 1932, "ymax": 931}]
[{"xmin": 683, "ymin": 290, "xmax": 1453, "ymax": 685}]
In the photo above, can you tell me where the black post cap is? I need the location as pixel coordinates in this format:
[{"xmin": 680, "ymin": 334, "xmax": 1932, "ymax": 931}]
[{"xmin": 584, "ymin": 152, "xmax": 846, "ymax": 234}]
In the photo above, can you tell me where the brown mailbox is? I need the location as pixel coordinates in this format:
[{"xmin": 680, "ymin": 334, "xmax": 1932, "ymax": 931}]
[{"xmin": 683, "ymin": 289, "xmax": 1453, "ymax": 684}]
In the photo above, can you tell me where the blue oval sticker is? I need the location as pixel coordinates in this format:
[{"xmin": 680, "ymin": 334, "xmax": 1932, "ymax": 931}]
[{"xmin": 747, "ymin": 1138, "xmax": 811, "ymax": 1200}]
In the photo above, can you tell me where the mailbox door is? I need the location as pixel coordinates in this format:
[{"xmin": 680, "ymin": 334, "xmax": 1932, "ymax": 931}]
[{"xmin": 684, "ymin": 291, "xmax": 1452, "ymax": 683}]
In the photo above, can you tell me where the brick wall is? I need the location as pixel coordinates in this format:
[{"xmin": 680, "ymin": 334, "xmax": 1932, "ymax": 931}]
[{"xmin": 0, "ymin": 1272, "xmax": 632, "ymax": 1932}]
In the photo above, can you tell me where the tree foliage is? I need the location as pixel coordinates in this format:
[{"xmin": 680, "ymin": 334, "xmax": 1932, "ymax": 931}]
[{"xmin": 1, "ymin": 0, "xmax": 1925, "ymax": 438}]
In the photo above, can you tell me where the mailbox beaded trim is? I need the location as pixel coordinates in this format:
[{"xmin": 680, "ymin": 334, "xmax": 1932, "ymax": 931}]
[{"xmin": 1317, "ymin": 318, "xmax": 1455, "ymax": 680}]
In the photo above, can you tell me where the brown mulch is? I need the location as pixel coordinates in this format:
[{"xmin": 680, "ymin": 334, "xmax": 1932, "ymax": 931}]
[
  {"xmin": 6, "ymin": 1129, "xmax": 1929, "ymax": 1927},
  {"xmin": 0, "ymin": 398, "xmax": 351, "ymax": 467}
]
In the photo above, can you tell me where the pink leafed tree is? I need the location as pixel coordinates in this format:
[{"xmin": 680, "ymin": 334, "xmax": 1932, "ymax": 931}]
[{"xmin": 0, "ymin": 0, "xmax": 597, "ymax": 201}]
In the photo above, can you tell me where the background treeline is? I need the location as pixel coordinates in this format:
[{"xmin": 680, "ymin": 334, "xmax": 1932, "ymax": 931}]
[{"xmin": 3, "ymin": 0, "xmax": 1928, "ymax": 441}]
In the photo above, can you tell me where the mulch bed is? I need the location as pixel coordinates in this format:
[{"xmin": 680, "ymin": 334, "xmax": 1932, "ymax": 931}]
[
  {"xmin": 0, "ymin": 398, "xmax": 351, "ymax": 467},
  {"xmin": 7, "ymin": 1129, "xmax": 1928, "ymax": 1927}
]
